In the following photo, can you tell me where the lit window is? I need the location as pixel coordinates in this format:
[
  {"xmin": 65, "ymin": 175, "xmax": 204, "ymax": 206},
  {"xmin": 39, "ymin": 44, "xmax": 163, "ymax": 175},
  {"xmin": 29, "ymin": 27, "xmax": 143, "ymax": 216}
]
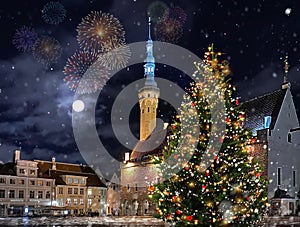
[
  {"xmin": 74, "ymin": 199, "xmax": 78, "ymax": 205},
  {"xmin": 29, "ymin": 180, "xmax": 35, "ymax": 186},
  {"xmin": 18, "ymin": 179, "xmax": 25, "ymax": 185},
  {"xmin": 88, "ymin": 189, "xmax": 92, "ymax": 195},
  {"xmin": 80, "ymin": 179, "xmax": 85, "ymax": 185},
  {"xmin": 88, "ymin": 199, "xmax": 92, "ymax": 205},
  {"xmin": 80, "ymin": 199, "xmax": 84, "ymax": 205},
  {"xmin": 37, "ymin": 180, "xmax": 43, "ymax": 186},
  {"xmin": 74, "ymin": 178, "xmax": 78, "ymax": 184},
  {"xmin": 264, "ymin": 116, "xmax": 271, "ymax": 128},
  {"xmin": 29, "ymin": 170, "xmax": 35, "ymax": 176}
]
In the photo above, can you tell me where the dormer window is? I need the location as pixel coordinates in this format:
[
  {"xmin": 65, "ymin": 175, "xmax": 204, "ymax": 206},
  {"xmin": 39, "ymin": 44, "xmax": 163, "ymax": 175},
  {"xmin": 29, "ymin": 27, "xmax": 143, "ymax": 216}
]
[{"xmin": 264, "ymin": 116, "xmax": 271, "ymax": 128}]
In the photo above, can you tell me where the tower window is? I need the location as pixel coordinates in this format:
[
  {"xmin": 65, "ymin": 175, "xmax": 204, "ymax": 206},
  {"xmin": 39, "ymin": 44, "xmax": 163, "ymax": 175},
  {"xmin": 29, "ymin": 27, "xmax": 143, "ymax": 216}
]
[
  {"xmin": 142, "ymin": 109, "xmax": 144, "ymax": 113},
  {"xmin": 288, "ymin": 133, "xmax": 292, "ymax": 143},
  {"xmin": 148, "ymin": 107, "xmax": 150, "ymax": 112},
  {"xmin": 277, "ymin": 167, "xmax": 281, "ymax": 186},
  {"xmin": 148, "ymin": 94, "xmax": 150, "ymax": 97},
  {"xmin": 293, "ymin": 170, "xmax": 296, "ymax": 187}
]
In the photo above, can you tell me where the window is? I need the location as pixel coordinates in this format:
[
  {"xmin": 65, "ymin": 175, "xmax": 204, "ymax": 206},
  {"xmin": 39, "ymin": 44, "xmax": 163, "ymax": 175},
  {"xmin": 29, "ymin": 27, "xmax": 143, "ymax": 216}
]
[
  {"xmin": 29, "ymin": 191, "xmax": 35, "ymax": 199},
  {"xmin": 293, "ymin": 171, "xmax": 296, "ymax": 187},
  {"xmin": 74, "ymin": 188, "xmax": 78, "ymax": 194},
  {"xmin": 46, "ymin": 191, "xmax": 51, "ymax": 199},
  {"xmin": 19, "ymin": 190, "xmax": 24, "ymax": 198},
  {"xmin": 80, "ymin": 178, "xmax": 85, "ymax": 185},
  {"xmin": 37, "ymin": 180, "xmax": 43, "ymax": 186},
  {"xmin": 88, "ymin": 199, "xmax": 92, "ymax": 205},
  {"xmin": 148, "ymin": 107, "xmax": 150, "ymax": 112},
  {"xmin": 264, "ymin": 116, "xmax": 271, "ymax": 128},
  {"xmin": 74, "ymin": 199, "xmax": 78, "ymax": 205},
  {"xmin": 58, "ymin": 187, "xmax": 63, "ymax": 194},
  {"xmin": 29, "ymin": 170, "xmax": 35, "ymax": 176},
  {"xmin": 87, "ymin": 189, "xmax": 92, "ymax": 195},
  {"xmin": 18, "ymin": 179, "xmax": 25, "ymax": 185},
  {"xmin": 66, "ymin": 198, "xmax": 71, "ymax": 205},
  {"xmin": 277, "ymin": 167, "xmax": 282, "ymax": 186},
  {"xmin": 19, "ymin": 169, "xmax": 25, "ymax": 174},
  {"xmin": 135, "ymin": 184, "xmax": 138, "ymax": 192},
  {"xmin": 9, "ymin": 190, "xmax": 15, "ymax": 198},
  {"xmin": 58, "ymin": 199, "xmax": 63, "ymax": 206},
  {"xmin": 0, "ymin": 190, "xmax": 5, "ymax": 198},
  {"xmin": 9, "ymin": 179, "xmax": 16, "ymax": 184},
  {"xmin": 80, "ymin": 199, "xmax": 84, "ymax": 205},
  {"xmin": 68, "ymin": 188, "xmax": 72, "ymax": 194},
  {"xmin": 0, "ymin": 178, "xmax": 6, "ymax": 184},
  {"xmin": 127, "ymin": 184, "xmax": 130, "ymax": 192},
  {"xmin": 38, "ymin": 191, "xmax": 43, "ymax": 199},
  {"xmin": 46, "ymin": 181, "xmax": 51, "ymax": 186},
  {"xmin": 74, "ymin": 178, "xmax": 78, "ymax": 184},
  {"xmin": 288, "ymin": 133, "xmax": 292, "ymax": 143},
  {"xmin": 29, "ymin": 180, "xmax": 35, "ymax": 186},
  {"xmin": 80, "ymin": 188, "xmax": 84, "ymax": 195},
  {"xmin": 148, "ymin": 94, "xmax": 150, "ymax": 97},
  {"xmin": 68, "ymin": 178, "xmax": 72, "ymax": 184}
]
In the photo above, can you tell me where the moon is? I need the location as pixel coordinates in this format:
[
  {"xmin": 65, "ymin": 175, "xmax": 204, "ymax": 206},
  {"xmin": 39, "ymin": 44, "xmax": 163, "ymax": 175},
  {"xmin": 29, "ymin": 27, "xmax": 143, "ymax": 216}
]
[{"xmin": 72, "ymin": 100, "xmax": 85, "ymax": 112}]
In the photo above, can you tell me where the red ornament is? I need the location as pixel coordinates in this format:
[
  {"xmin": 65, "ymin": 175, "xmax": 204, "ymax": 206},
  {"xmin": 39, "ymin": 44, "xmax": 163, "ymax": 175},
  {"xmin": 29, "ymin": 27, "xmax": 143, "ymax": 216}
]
[
  {"xmin": 256, "ymin": 173, "xmax": 261, "ymax": 178},
  {"xmin": 205, "ymin": 170, "xmax": 210, "ymax": 176},
  {"xmin": 174, "ymin": 154, "xmax": 179, "ymax": 159},
  {"xmin": 215, "ymin": 155, "xmax": 219, "ymax": 163},
  {"xmin": 191, "ymin": 102, "xmax": 196, "ymax": 107},
  {"xmin": 202, "ymin": 185, "xmax": 207, "ymax": 191},
  {"xmin": 176, "ymin": 210, "xmax": 182, "ymax": 215},
  {"xmin": 235, "ymin": 99, "xmax": 239, "ymax": 105},
  {"xmin": 226, "ymin": 117, "xmax": 230, "ymax": 124},
  {"xmin": 172, "ymin": 196, "xmax": 177, "ymax": 202},
  {"xmin": 186, "ymin": 215, "xmax": 193, "ymax": 222},
  {"xmin": 172, "ymin": 124, "xmax": 176, "ymax": 129}
]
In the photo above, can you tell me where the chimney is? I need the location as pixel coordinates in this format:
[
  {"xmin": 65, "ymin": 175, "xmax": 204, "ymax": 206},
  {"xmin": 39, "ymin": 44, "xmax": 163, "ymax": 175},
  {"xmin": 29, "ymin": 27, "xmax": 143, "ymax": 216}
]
[
  {"xmin": 14, "ymin": 150, "xmax": 20, "ymax": 163},
  {"xmin": 52, "ymin": 157, "xmax": 56, "ymax": 170}
]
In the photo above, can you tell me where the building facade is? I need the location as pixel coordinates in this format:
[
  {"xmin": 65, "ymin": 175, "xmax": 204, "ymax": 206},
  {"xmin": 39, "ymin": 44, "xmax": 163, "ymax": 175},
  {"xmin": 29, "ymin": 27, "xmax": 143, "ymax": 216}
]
[{"xmin": 0, "ymin": 150, "xmax": 55, "ymax": 216}]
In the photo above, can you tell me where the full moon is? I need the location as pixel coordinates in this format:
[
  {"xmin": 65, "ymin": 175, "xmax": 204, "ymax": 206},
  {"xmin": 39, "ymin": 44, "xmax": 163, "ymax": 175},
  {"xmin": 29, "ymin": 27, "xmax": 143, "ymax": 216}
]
[{"xmin": 72, "ymin": 100, "xmax": 85, "ymax": 112}]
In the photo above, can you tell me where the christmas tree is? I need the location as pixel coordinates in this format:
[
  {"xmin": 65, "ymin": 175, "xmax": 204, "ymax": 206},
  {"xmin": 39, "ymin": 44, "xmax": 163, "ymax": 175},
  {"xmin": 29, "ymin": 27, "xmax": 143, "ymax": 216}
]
[{"xmin": 149, "ymin": 45, "xmax": 268, "ymax": 226}]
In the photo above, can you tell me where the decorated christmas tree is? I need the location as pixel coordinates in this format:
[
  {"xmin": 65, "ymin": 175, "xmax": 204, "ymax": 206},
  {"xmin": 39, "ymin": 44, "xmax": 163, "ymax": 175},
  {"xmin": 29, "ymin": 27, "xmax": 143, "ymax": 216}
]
[{"xmin": 149, "ymin": 45, "xmax": 268, "ymax": 226}]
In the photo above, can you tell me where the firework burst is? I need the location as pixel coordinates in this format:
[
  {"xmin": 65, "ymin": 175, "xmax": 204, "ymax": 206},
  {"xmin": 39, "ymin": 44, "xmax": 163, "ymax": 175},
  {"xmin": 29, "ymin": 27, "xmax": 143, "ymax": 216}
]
[
  {"xmin": 99, "ymin": 40, "xmax": 131, "ymax": 70},
  {"xmin": 42, "ymin": 1, "xmax": 66, "ymax": 25},
  {"xmin": 32, "ymin": 36, "xmax": 62, "ymax": 66},
  {"xmin": 63, "ymin": 51, "xmax": 110, "ymax": 94},
  {"xmin": 12, "ymin": 26, "xmax": 38, "ymax": 52},
  {"xmin": 77, "ymin": 11, "xmax": 125, "ymax": 53},
  {"xmin": 147, "ymin": 1, "xmax": 168, "ymax": 22},
  {"xmin": 164, "ymin": 6, "xmax": 187, "ymax": 24},
  {"xmin": 155, "ymin": 18, "xmax": 183, "ymax": 43}
]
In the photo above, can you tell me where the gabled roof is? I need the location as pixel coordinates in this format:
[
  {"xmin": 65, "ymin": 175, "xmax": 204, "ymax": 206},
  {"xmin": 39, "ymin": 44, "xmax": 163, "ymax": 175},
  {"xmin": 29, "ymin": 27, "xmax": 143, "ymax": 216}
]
[
  {"xmin": 35, "ymin": 160, "xmax": 106, "ymax": 188},
  {"xmin": 130, "ymin": 128, "xmax": 168, "ymax": 161},
  {"xmin": 241, "ymin": 88, "xmax": 287, "ymax": 132}
]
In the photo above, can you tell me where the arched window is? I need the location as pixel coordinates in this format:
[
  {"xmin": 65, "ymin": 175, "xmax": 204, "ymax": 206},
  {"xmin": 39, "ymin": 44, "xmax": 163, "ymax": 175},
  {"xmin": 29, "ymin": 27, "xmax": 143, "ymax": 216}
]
[
  {"xmin": 148, "ymin": 107, "xmax": 150, "ymax": 112},
  {"xmin": 288, "ymin": 133, "xmax": 292, "ymax": 143}
]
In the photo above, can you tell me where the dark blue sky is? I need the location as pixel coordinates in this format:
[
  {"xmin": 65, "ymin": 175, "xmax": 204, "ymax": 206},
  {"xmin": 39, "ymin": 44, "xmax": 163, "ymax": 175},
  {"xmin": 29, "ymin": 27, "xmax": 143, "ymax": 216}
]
[{"xmin": 0, "ymin": 0, "xmax": 300, "ymax": 165}]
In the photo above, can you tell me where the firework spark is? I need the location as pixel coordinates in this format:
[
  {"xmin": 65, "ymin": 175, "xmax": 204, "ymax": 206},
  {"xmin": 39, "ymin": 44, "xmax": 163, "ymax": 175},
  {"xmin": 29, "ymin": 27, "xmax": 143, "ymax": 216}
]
[
  {"xmin": 32, "ymin": 36, "xmax": 62, "ymax": 66},
  {"xmin": 42, "ymin": 1, "xmax": 66, "ymax": 25},
  {"xmin": 63, "ymin": 51, "xmax": 110, "ymax": 94},
  {"xmin": 77, "ymin": 11, "xmax": 125, "ymax": 53},
  {"xmin": 147, "ymin": 1, "xmax": 168, "ymax": 22},
  {"xmin": 100, "ymin": 40, "xmax": 131, "ymax": 70},
  {"xmin": 12, "ymin": 26, "xmax": 38, "ymax": 52},
  {"xmin": 155, "ymin": 18, "xmax": 183, "ymax": 43},
  {"xmin": 164, "ymin": 6, "xmax": 187, "ymax": 24}
]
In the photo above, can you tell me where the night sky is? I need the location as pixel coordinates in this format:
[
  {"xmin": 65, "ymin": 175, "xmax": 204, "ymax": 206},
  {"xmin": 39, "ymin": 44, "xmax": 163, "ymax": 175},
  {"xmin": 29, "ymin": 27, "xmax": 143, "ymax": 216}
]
[{"xmin": 1, "ymin": 0, "xmax": 300, "ymax": 165}]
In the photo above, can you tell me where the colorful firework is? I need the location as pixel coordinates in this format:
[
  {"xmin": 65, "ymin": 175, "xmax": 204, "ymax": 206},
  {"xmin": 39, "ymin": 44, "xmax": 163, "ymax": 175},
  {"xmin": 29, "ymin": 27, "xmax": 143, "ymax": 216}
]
[
  {"xmin": 164, "ymin": 6, "xmax": 187, "ymax": 24},
  {"xmin": 99, "ymin": 40, "xmax": 131, "ymax": 70},
  {"xmin": 12, "ymin": 26, "xmax": 38, "ymax": 52},
  {"xmin": 32, "ymin": 36, "xmax": 62, "ymax": 66},
  {"xmin": 155, "ymin": 18, "xmax": 183, "ymax": 43},
  {"xmin": 147, "ymin": 1, "xmax": 168, "ymax": 22},
  {"xmin": 42, "ymin": 1, "xmax": 66, "ymax": 25},
  {"xmin": 63, "ymin": 51, "xmax": 110, "ymax": 94},
  {"xmin": 77, "ymin": 11, "xmax": 125, "ymax": 53}
]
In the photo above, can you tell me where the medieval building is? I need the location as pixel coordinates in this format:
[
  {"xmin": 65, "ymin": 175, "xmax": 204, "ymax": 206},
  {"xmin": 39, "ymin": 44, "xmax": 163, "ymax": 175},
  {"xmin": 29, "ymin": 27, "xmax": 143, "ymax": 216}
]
[{"xmin": 118, "ymin": 22, "xmax": 300, "ymax": 216}]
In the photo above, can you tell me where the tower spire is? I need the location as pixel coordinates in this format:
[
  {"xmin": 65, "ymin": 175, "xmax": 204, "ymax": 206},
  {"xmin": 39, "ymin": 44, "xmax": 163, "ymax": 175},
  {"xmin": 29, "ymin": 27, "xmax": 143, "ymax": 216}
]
[
  {"xmin": 148, "ymin": 17, "xmax": 151, "ymax": 40},
  {"xmin": 282, "ymin": 54, "xmax": 290, "ymax": 89}
]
